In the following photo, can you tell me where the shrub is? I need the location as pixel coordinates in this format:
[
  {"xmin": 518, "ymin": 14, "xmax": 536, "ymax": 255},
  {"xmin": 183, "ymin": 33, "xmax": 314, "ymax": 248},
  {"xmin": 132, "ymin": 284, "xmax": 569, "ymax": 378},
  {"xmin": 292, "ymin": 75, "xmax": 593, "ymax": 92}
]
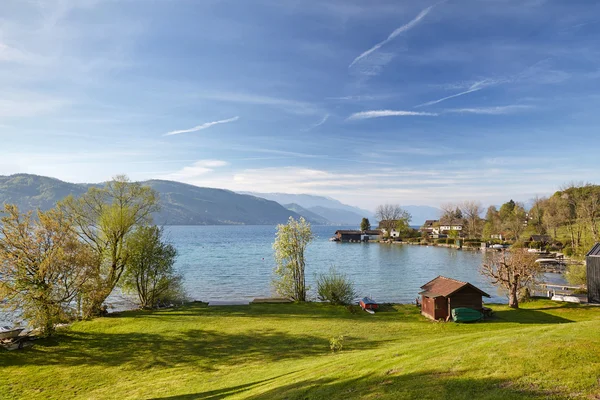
[
  {"xmin": 566, "ymin": 263, "xmax": 586, "ymax": 286},
  {"xmin": 436, "ymin": 238, "xmax": 446, "ymax": 244},
  {"xmin": 329, "ymin": 335, "xmax": 345, "ymax": 352},
  {"xmin": 316, "ymin": 268, "xmax": 357, "ymax": 305}
]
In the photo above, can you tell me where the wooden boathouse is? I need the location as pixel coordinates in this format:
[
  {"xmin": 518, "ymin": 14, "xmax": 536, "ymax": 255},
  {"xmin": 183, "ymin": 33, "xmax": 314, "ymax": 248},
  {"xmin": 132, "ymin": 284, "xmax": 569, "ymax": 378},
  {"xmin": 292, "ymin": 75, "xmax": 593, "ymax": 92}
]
[
  {"xmin": 419, "ymin": 276, "xmax": 490, "ymax": 320},
  {"xmin": 587, "ymin": 243, "xmax": 600, "ymax": 304}
]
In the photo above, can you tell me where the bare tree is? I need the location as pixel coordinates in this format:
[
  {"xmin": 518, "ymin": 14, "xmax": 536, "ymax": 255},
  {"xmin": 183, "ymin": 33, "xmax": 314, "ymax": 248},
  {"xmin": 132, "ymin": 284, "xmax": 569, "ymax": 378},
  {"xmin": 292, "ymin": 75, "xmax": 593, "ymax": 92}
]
[
  {"xmin": 460, "ymin": 200, "xmax": 484, "ymax": 239},
  {"xmin": 375, "ymin": 204, "xmax": 411, "ymax": 237},
  {"xmin": 481, "ymin": 250, "xmax": 541, "ymax": 308}
]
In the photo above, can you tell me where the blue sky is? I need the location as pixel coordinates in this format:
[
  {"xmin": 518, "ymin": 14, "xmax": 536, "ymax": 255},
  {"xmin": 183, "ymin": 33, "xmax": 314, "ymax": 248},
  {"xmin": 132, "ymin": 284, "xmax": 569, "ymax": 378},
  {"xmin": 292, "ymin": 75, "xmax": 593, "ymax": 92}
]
[{"xmin": 1, "ymin": 0, "xmax": 599, "ymax": 210}]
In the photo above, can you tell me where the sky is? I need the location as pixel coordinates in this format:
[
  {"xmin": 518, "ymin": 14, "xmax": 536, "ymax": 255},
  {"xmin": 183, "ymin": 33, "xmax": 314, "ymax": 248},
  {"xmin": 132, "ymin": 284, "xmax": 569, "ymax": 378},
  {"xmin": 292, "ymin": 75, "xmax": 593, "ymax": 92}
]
[{"xmin": 1, "ymin": 0, "xmax": 600, "ymax": 210}]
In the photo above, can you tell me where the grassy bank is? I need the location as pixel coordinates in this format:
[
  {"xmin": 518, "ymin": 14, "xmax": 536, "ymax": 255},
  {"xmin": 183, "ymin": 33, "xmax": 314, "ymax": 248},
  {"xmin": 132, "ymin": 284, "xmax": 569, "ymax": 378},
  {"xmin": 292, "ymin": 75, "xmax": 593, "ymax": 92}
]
[{"xmin": 1, "ymin": 300, "xmax": 600, "ymax": 399}]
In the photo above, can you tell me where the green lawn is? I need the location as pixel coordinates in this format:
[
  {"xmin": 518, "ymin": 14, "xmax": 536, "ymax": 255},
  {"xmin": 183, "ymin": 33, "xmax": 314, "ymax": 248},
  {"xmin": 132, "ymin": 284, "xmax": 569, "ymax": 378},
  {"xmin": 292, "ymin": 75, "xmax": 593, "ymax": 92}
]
[{"xmin": 1, "ymin": 300, "xmax": 600, "ymax": 400}]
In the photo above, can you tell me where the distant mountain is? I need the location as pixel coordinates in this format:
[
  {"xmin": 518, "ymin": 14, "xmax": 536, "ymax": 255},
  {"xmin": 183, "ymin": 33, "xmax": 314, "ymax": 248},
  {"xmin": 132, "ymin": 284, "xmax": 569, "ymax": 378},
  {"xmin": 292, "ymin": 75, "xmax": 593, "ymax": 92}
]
[
  {"xmin": 240, "ymin": 191, "xmax": 441, "ymax": 226},
  {"xmin": 305, "ymin": 206, "xmax": 365, "ymax": 226},
  {"xmin": 402, "ymin": 206, "xmax": 442, "ymax": 226},
  {"xmin": 0, "ymin": 174, "xmax": 302, "ymax": 225},
  {"xmin": 241, "ymin": 192, "xmax": 372, "ymax": 225},
  {"xmin": 283, "ymin": 203, "xmax": 331, "ymax": 225}
]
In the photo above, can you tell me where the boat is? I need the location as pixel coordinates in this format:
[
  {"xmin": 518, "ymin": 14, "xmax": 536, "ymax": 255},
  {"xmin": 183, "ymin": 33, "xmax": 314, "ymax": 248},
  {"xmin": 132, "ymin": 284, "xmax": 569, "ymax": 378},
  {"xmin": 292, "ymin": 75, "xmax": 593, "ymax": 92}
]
[
  {"xmin": 491, "ymin": 244, "xmax": 505, "ymax": 249},
  {"xmin": 359, "ymin": 297, "xmax": 378, "ymax": 314},
  {"xmin": 451, "ymin": 307, "xmax": 483, "ymax": 323},
  {"xmin": 0, "ymin": 326, "xmax": 24, "ymax": 341}
]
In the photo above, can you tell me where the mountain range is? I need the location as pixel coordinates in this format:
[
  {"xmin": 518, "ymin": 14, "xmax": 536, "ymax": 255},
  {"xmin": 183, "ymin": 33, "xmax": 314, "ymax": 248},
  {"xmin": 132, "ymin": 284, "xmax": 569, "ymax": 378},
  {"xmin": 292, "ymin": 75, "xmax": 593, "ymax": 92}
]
[{"xmin": 0, "ymin": 174, "xmax": 440, "ymax": 226}]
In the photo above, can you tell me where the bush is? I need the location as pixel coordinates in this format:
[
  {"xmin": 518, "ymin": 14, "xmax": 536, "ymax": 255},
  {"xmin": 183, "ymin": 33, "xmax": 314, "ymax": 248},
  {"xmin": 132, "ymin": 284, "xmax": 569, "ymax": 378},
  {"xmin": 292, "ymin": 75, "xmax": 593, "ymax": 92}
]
[
  {"xmin": 316, "ymin": 268, "xmax": 357, "ymax": 305},
  {"xmin": 436, "ymin": 238, "xmax": 446, "ymax": 244},
  {"xmin": 329, "ymin": 335, "xmax": 345, "ymax": 352},
  {"xmin": 566, "ymin": 263, "xmax": 586, "ymax": 286}
]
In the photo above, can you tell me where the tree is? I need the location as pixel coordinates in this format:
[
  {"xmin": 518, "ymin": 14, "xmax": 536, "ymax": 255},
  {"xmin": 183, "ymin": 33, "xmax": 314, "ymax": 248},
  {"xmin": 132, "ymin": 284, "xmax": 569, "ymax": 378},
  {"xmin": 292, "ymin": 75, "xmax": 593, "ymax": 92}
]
[
  {"xmin": 460, "ymin": 200, "xmax": 484, "ymax": 239},
  {"xmin": 528, "ymin": 196, "xmax": 546, "ymax": 235},
  {"xmin": 59, "ymin": 175, "xmax": 159, "ymax": 317},
  {"xmin": 375, "ymin": 204, "xmax": 411, "ymax": 237},
  {"xmin": 483, "ymin": 205, "xmax": 501, "ymax": 239},
  {"xmin": 272, "ymin": 217, "xmax": 313, "ymax": 301},
  {"xmin": 121, "ymin": 226, "xmax": 182, "ymax": 309},
  {"xmin": 360, "ymin": 218, "xmax": 371, "ymax": 231},
  {"xmin": 500, "ymin": 201, "xmax": 527, "ymax": 240},
  {"xmin": 481, "ymin": 250, "xmax": 541, "ymax": 308},
  {"xmin": 0, "ymin": 205, "xmax": 95, "ymax": 336}
]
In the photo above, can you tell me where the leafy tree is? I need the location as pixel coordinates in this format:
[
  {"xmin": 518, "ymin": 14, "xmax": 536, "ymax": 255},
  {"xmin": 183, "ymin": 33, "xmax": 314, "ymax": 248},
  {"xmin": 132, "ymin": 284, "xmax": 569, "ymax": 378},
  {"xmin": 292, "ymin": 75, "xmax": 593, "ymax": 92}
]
[
  {"xmin": 481, "ymin": 250, "xmax": 540, "ymax": 308},
  {"xmin": 272, "ymin": 217, "xmax": 313, "ymax": 301},
  {"xmin": 375, "ymin": 204, "xmax": 411, "ymax": 238},
  {"xmin": 315, "ymin": 267, "xmax": 357, "ymax": 305},
  {"xmin": 483, "ymin": 205, "xmax": 501, "ymax": 239},
  {"xmin": 0, "ymin": 205, "xmax": 95, "ymax": 336},
  {"xmin": 121, "ymin": 226, "xmax": 182, "ymax": 309},
  {"xmin": 565, "ymin": 264, "xmax": 587, "ymax": 286},
  {"xmin": 59, "ymin": 175, "xmax": 159, "ymax": 317},
  {"xmin": 360, "ymin": 217, "xmax": 371, "ymax": 231},
  {"xmin": 499, "ymin": 201, "xmax": 527, "ymax": 240}
]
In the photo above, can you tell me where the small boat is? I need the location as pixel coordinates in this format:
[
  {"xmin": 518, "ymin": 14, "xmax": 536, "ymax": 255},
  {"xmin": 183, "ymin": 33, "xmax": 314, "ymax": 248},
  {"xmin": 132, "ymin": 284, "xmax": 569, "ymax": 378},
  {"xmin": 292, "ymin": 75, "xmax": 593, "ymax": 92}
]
[
  {"xmin": 359, "ymin": 297, "xmax": 378, "ymax": 314},
  {"xmin": 491, "ymin": 244, "xmax": 505, "ymax": 249},
  {"xmin": 451, "ymin": 307, "xmax": 483, "ymax": 323},
  {"xmin": 0, "ymin": 326, "xmax": 24, "ymax": 341}
]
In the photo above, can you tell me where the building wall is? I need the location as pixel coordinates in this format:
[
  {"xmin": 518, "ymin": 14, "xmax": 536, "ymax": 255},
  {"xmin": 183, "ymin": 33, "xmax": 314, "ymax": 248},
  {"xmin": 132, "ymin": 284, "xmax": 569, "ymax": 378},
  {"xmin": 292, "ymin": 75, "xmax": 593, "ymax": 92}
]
[
  {"xmin": 435, "ymin": 296, "xmax": 449, "ymax": 320},
  {"xmin": 421, "ymin": 296, "xmax": 435, "ymax": 319},
  {"xmin": 587, "ymin": 256, "xmax": 600, "ymax": 304},
  {"xmin": 448, "ymin": 287, "xmax": 484, "ymax": 312}
]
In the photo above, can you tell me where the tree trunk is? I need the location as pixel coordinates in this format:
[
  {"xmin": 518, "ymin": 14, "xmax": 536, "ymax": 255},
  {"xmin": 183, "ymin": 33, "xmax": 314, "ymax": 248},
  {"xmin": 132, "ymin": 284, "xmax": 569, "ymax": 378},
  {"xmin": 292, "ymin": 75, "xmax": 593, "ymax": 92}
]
[{"xmin": 508, "ymin": 286, "xmax": 519, "ymax": 309}]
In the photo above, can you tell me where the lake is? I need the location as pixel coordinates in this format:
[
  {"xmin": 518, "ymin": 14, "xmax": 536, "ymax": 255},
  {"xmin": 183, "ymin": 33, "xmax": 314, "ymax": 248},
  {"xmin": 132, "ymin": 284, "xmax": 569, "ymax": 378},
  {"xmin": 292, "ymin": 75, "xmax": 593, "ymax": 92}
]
[
  {"xmin": 168, "ymin": 225, "xmax": 562, "ymax": 304},
  {"xmin": 0, "ymin": 225, "xmax": 566, "ymax": 325}
]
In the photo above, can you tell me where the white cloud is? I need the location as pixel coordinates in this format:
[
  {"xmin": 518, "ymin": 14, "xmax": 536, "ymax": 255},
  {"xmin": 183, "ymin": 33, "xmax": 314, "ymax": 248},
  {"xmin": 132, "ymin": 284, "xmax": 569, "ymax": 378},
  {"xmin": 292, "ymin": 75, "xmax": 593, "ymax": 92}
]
[
  {"xmin": 349, "ymin": 5, "xmax": 435, "ymax": 69},
  {"xmin": 164, "ymin": 117, "xmax": 239, "ymax": 136},
  {"xmin": 347, "ymin": 110, "xmax": 438, "ymax": 120},
  {"xmin": 160, "ymin": 160, "xmax": 229, "ymax": 180},
  {"xmin": 445, "ymin": 105, "xmax": 532, "ymax": 115}
]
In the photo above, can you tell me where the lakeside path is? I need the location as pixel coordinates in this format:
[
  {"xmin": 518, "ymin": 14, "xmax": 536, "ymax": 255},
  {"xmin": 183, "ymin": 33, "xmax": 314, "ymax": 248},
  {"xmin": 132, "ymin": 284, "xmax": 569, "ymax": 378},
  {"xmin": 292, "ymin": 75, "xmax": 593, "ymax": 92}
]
[{"xmin": 1, "ymin": 300, "xmax": 600, "ymax": 399}]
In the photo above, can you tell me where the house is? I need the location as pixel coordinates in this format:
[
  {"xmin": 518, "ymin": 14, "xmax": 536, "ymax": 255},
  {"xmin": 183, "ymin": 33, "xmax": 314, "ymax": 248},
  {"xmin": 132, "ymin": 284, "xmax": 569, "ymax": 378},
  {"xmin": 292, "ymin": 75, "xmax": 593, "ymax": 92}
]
[
  {"xmin": 378, "ymin": 220, "xmax": 402, "ymax": 238},
  {"xmin": 335, "ymin": 230, "xmax": 362, "ymax": 242},
  {"xmin": 529, "ymin": 235, "xmax": 552, "ymax": 244},
  {"xmin": 587, "ymin": 243, "xmax": 600, "ymax": 304},
  {"xmin": 419, "ymin": 276, "xmax": 490, "ymax": 320},
  {"xmin": 420, "ymin": 220, "xmax": 439, "ymax": 236}
]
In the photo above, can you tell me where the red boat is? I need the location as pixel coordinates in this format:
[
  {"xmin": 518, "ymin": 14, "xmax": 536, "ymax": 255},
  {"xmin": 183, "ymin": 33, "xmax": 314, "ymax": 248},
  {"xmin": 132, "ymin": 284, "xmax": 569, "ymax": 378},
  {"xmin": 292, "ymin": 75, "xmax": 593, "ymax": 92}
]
[{"xmin": 359, "ymin": 297, "xmax": 378, "ymax": 314}]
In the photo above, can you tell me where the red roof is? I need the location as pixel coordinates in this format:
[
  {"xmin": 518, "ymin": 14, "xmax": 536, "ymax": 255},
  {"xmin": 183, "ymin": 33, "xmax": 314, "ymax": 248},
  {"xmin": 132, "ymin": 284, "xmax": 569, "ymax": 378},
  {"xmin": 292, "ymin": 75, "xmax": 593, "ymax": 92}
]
[{"xmin": 419, "ymin": 276, "xmax": 490, "ymax": 298}]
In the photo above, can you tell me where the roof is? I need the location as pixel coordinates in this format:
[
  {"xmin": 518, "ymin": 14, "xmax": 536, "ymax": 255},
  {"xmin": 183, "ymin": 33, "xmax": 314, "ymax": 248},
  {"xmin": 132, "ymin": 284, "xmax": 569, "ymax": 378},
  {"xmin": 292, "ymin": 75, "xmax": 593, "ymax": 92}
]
[
  {"xmin": 335, "ymin": 230, "xmax": 362, "ymax": 235},
  {"xmin": 587, "ymin": 243, "xmax": 600, "ymax": 257},
  {"xmin": 420, "ymin": 276, "xmax": 490, "ymax": 298},
  {"xmin": 364, "ymin": 230, "xmax": 382, "ymax": 235},
  {"xmin": 422, "ymin": 220, "xmax": 439, "ymax": 227}
]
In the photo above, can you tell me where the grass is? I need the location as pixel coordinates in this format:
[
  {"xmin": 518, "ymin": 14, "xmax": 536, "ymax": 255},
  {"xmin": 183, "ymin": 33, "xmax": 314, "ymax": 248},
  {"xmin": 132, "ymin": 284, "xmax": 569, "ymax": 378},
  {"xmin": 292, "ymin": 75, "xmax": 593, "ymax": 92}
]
[{"xmin": 1, "ymin": 299, "xmax": 600, "ymax": 399}]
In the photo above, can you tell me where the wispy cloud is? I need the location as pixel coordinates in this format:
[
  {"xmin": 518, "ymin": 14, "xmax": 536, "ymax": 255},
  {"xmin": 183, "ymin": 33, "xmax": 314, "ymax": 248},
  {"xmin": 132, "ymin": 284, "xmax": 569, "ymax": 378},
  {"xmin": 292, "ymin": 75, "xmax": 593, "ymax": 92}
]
[
  {"xmin": 445, "ymin": 105, "xmax": 533, "ymax": 115},
  {"xmin": 307, "ymin": 114, "xmax": 329, "ymax": 130},
  {"xmin": 348, "ymin": 110, "xmax": 438, "ymax": 120},
  {"xmin": 160, "ymin": 159, "xmax": 229, "ymax": 180},
  {"xmin": 196, "ymin": 92, "xmax": 320, "ymax": 115},
  {"xmin": 415, "ymin": 79, "xmax": 502, "ymax": 108},
  {"xmin": 164, "ymin": 116, "xmax": 239, "ymax": 136},
  {"xmin": 349, "ymin": 5, "xmax": 435, "ymax": 69}
]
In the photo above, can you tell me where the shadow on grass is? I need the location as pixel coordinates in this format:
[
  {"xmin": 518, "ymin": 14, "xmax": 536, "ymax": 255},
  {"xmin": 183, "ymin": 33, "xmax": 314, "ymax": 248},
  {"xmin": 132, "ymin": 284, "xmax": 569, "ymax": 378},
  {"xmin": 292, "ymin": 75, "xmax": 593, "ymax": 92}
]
[
  {"xmin": 151, "ymin": 371, "xmax": 568, "ymax": 400},
  {"xmin": 492, "ymin": 308, "xmax": 573, "ymax": 324},
  {"xmin": 0, "ymin": 328, "xmax": 384, "ymax": 370}
]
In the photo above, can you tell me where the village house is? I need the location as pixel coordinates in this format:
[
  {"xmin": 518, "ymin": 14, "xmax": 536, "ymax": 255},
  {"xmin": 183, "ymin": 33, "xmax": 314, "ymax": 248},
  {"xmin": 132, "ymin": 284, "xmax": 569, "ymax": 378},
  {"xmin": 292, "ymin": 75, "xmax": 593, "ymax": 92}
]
[{"xmin": 419, "ymin": 276, "xmax": 490, "ymax": 320}]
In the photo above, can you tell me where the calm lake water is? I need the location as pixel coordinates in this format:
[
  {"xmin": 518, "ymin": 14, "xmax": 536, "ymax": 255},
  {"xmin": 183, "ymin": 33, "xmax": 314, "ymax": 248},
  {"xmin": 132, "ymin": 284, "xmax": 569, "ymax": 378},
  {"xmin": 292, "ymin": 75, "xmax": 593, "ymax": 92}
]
[
  {"xmin": 0, "ymin": 225, "xmax": 566, "ymax": 325},
  {"xmin": 167, "ymin": 225, "xmax": 563, "ymax": 304}
]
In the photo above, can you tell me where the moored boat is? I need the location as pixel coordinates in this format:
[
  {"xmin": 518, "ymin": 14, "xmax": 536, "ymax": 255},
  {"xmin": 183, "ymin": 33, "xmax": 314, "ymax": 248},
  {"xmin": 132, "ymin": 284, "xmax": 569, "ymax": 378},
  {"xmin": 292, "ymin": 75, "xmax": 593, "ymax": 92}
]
[
  {"xmin": 359, "ymin": 297, "xmax": 378, "ymax": 314},
  {"xmin": 451, "ymin": 307, "xmax": 483, "ymax": 323},
  {"xmin": 0, "ymin": 326, "xmax": 24, "ymax": 340}
]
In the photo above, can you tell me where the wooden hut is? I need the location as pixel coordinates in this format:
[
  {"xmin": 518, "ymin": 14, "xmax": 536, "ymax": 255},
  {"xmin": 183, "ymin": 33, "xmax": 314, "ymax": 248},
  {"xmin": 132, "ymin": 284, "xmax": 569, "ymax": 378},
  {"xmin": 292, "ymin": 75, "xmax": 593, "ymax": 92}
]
[
  {"xmin": 334, "ymin": 230, "xmax": 362, "ymax": 242},
  {"xmin": 587, "ymin": 243, "xmax": 600, "ymax": 304},
  {"xmin": 419, "ymin": 276, "xmax": 490, "ymax": 320}
]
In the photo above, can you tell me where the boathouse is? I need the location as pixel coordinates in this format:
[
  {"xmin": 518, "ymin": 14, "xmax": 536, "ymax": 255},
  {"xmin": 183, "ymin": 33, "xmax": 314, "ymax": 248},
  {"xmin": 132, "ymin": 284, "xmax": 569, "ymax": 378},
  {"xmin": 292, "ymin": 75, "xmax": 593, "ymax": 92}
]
[
  {"xmin": 587, "ymin": 243, "xmax": 600, "ymax": 304},
  {"xmin": 335, "ymin": 230, "xmax": 362, "ymax": 242},
  {"xmin": 419, "ymin": 276, "xmax": 490, "ymax": 320}
]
